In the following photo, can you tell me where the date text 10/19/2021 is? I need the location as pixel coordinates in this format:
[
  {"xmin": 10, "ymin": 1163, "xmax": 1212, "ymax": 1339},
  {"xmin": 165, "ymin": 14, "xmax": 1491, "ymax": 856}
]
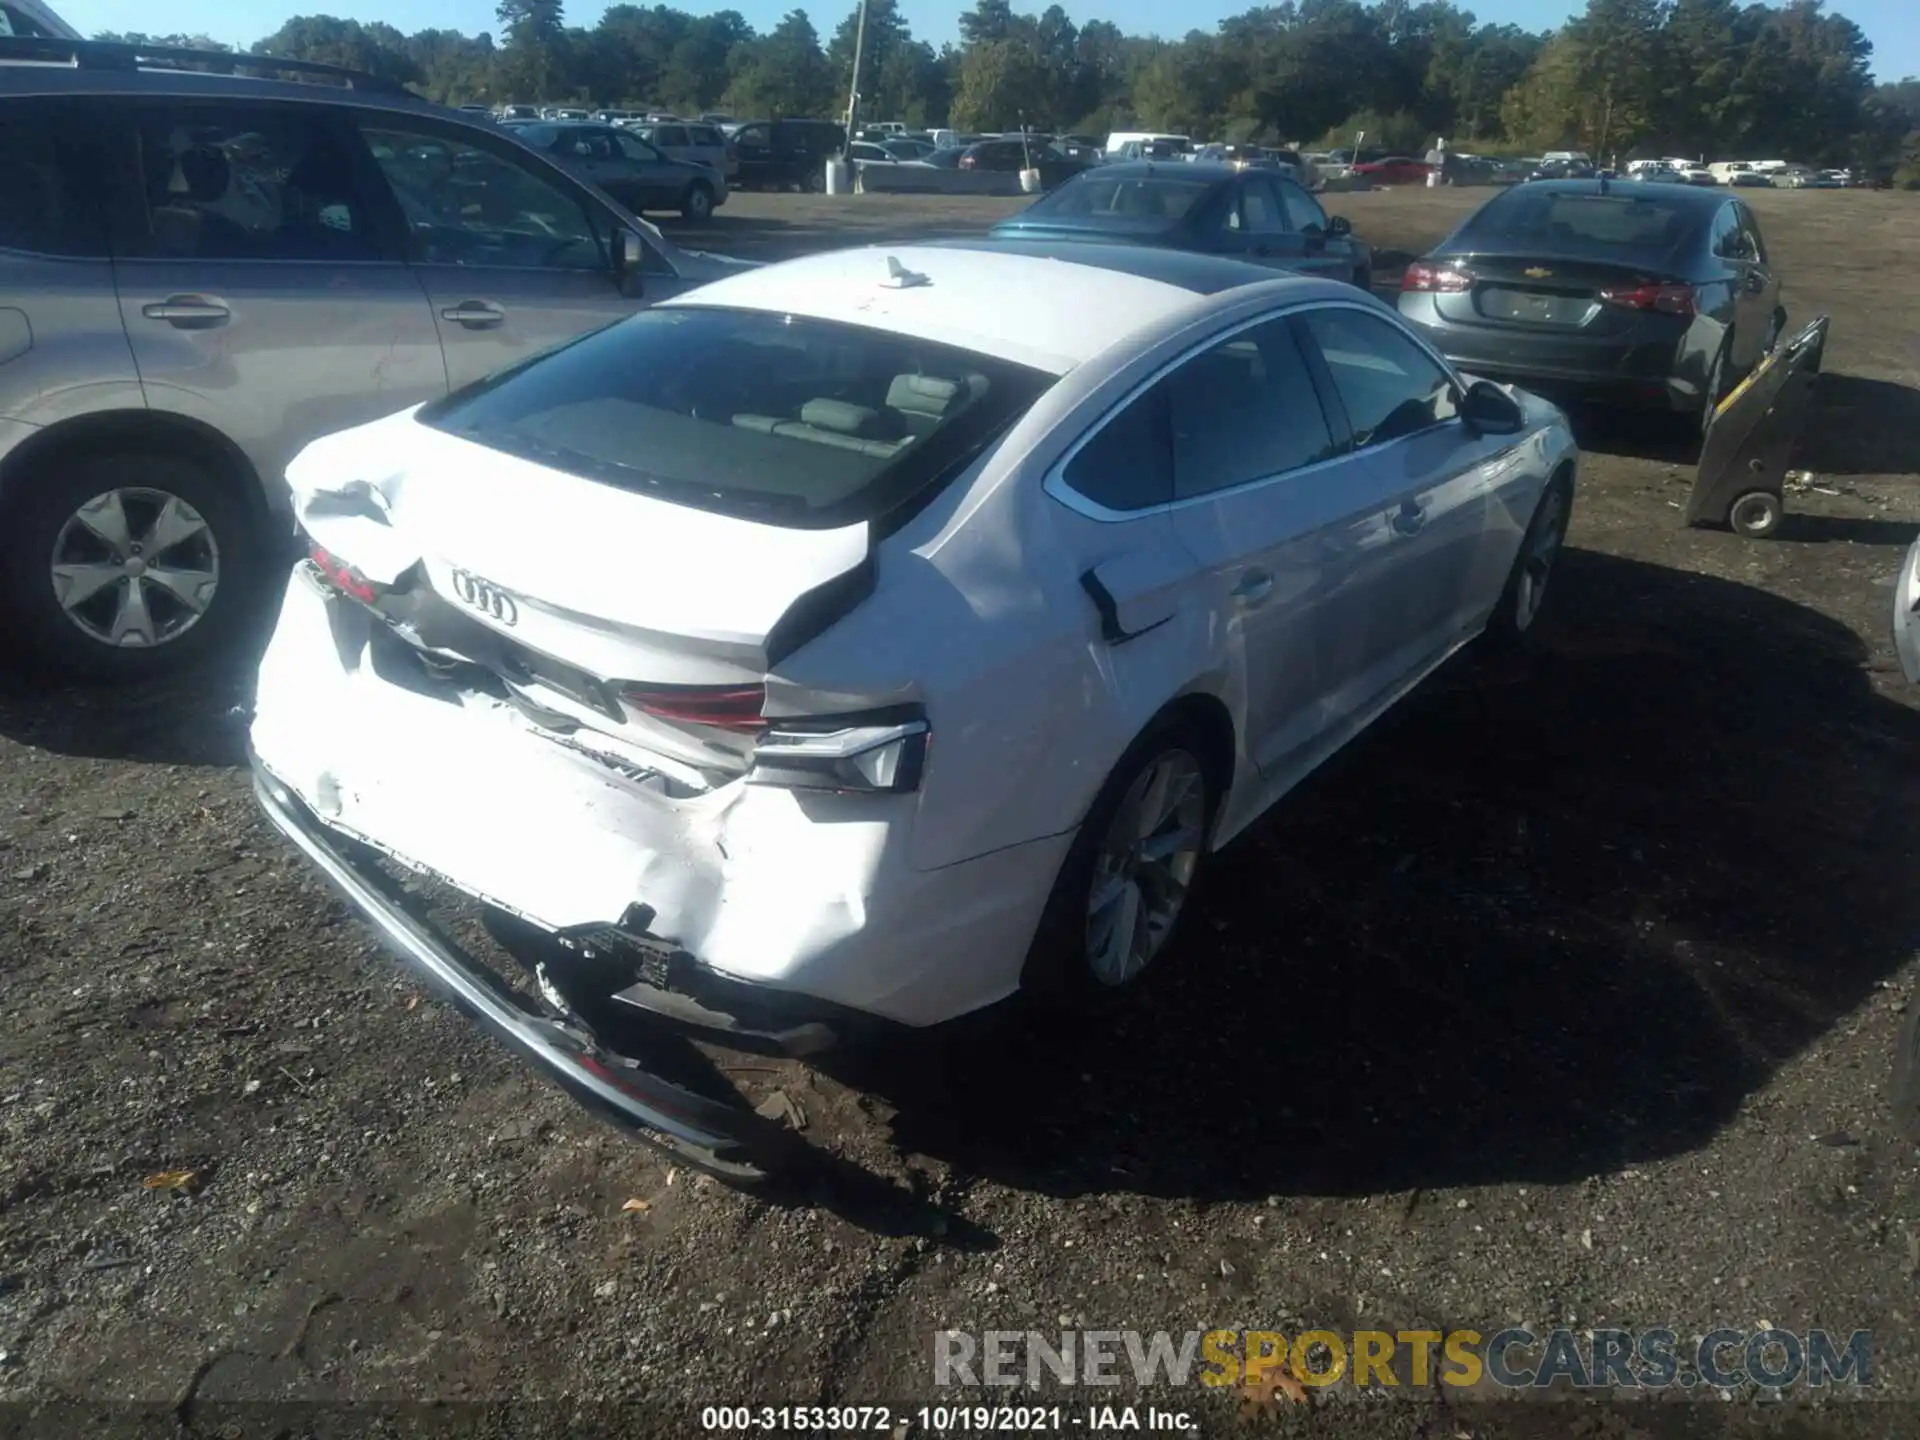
[{"xmin": 701, "ymin": 1406, "xmax": 1195, "ymax": 1431}]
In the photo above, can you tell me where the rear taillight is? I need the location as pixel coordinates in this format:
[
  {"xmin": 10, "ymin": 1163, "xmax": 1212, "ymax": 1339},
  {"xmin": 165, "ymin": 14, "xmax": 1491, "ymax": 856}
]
[
  {"xmin": 747, "ymin": 716, "xmax": 930, "ymax": 795},
  {"xmin": 308, "ymin": 543, "xmax": 384, "ymax": 604},
  {"xmin": 1598, "ymin": 281, "xmax": 1697, "ymax": 317},
  {"xmin": 1402, "ymin": 261, "xmax": 1472, "ymax": 293},
  {"xmin": 619, "ymin": 682, "xmax": 767, "ymax": 733}
]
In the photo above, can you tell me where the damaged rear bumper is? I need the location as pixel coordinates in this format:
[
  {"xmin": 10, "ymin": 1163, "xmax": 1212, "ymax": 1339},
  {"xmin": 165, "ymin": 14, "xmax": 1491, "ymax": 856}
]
[{"xmin": 251, "ymin": 758, "xmax": 798, "ymax": 1180}]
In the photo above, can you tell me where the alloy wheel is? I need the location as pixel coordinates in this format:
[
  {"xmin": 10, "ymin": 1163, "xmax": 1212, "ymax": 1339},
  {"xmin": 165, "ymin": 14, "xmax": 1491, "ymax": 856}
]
[
  {"xmin": 49, "ymin": 487, "xmax": 221, "ymax": 649},
  {"xmin": 1513, "ymin": 487, "xmax": 1566, "ymax": 632},
  {"xmin": 1084, "ymin": 748, "xmax": 1207, "ymax": 987}
]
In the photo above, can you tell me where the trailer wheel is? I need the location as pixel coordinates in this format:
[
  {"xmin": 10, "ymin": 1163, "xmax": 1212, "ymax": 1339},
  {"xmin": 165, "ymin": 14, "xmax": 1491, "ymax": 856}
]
[{"xmin": 1728, "ymin": 490, "xmax": 1783, "ymax": 538}]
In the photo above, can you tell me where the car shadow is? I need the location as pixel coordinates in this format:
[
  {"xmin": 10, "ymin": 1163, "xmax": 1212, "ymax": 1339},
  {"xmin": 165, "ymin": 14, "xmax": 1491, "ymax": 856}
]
[
  {"xmin": 822, "ymin": 547, "xmax": 1920, "ymax": 1201},
  {"xmin": 0, "ymin": 578, "xmax": 284, "ymax": 769},
  {"xmin": 1799, "ymin": 374, "xmax": 1920, "ymax": 478}
]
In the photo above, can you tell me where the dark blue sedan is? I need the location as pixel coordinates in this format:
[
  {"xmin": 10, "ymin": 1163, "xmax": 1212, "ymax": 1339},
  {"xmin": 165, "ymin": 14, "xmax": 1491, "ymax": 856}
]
[{"xmin": 988, "ymin": 161, "xmax": 1372, "ymax": 289}]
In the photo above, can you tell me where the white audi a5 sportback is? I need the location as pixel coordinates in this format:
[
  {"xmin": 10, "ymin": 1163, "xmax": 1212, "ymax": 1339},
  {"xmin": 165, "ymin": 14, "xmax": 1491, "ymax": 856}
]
[{"xmin": 251, "ymin": 240, "xmax": 1577, "ymax": 1178}]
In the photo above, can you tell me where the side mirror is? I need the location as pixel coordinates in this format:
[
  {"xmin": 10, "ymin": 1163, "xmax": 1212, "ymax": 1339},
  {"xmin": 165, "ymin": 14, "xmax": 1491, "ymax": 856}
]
[
  {"xmin": 618, "ymin": 229, "xmax": 646, "ymax": 297},
  {"xmin": 1460, "ymin": 378, "xmax": 1525, "ymax": 436},
  {"xmin": 1327, "ymin": 214, "xmax": 1352, "ymax": 237}
]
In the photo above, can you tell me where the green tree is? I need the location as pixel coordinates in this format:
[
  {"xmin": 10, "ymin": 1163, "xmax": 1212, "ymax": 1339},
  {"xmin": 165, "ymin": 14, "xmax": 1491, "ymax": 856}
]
[
  {"xmin": 251, "ymin": 15, "xmax": 419, "ymax": 83},
  {"xmin": 950, "ymin": 37, "xmax": 1046, "ymax": 131},
  {"xmin": 726, "ymin": 10, "xmax": 836, "ymax": 117},
  {"xmin": 496, "ymin": 0, "xmax": 565, "ymax": 99}
]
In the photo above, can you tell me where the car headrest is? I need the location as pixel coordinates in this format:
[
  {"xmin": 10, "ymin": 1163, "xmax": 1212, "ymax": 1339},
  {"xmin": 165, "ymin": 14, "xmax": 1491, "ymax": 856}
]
[
  {"xmin": 799, "ymin": 398, "xmax": 880, "ymax": 435},
  {"xmin": 176, "ymin": 148, "xmax": 231, "ymax": 204},
  {"xmin": 886, "ymin": 373, "xmax": 987, "ymax": 420}
]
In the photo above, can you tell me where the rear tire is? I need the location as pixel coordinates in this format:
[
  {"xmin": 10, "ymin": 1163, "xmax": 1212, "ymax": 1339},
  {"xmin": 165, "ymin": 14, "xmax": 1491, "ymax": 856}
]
[
  {"xmin": 1484, "ymin": 473, "xmax": 1572, "ymax": 649},
  {"xmin": 0, "ymin": 448, "xmax": 262, "ymax": 681},
  {"xmin": 1020, "ymin": 716, "xmax": 1221, "ymax": 1011},
  {"xmin": 680, "ymin": 181, "xmax": 714, "ymax": 222}
]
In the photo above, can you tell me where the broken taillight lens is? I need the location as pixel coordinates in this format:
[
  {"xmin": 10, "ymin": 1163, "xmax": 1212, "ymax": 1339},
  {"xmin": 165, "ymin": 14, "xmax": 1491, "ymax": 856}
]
[
  {"xmin": 308, "ymin": 544, "xmax": 384, "ymax": 604},
  {"xmin": 619, "ymin": 682, "xmax": 768, "ymax": 733}
]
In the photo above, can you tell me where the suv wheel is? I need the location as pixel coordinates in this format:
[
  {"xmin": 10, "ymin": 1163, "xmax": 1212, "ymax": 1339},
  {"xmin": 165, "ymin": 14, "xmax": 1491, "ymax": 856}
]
[
  {"xmin": 1, "ymin": 450, "xmax": 260, "ymax": 679},
  {"xmin": 680, "ymin": 181, "xmax": 714, "ymax": 222}
]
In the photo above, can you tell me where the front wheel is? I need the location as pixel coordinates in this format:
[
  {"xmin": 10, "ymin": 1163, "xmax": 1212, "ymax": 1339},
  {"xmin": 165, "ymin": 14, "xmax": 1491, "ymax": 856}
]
[
  {"xmin": 680, "ymin": 181, "xmax": 714, "ymax": 222},
  {"xmin": 1021, "ymin": 719, "xmax": 1219, "ymax": 1008}
]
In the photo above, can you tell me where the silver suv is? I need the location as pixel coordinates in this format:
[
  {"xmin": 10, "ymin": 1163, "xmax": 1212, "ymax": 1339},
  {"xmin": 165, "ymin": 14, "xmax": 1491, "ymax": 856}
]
[{"xmin": 0, "ymin": 38, "xmax": 745, "ymax": 677}]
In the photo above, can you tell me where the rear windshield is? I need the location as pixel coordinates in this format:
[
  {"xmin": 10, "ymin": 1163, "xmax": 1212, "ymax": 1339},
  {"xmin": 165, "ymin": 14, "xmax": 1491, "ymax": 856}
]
[
  {"xmin": 420, "ymin": 306, "xmax": 1055, "ymax": 529},
  {"xmin": 1030, "ymin": 175, "xmax": 1212, "ymax": 221},
  {"xmin": 1453, "ymin": 189, "xmax": 1700, "ymax": 262}
]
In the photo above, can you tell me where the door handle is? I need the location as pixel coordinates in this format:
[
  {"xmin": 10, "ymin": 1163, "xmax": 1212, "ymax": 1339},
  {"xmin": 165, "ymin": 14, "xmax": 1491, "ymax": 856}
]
[
  {"xmin": 1230, "ymin": 570, "xmax": 1274, "ymax": 605},
  {"xmin": 141, "ymin": 296, "xmax": 229, "ymax": 327},
  {"xmin": 440, "ymin": 301, "xmax": 506, "ymax": 329},
  {"xmin": 1391, "ymin": 501, "xmax": 1428, "ymax": 536}
]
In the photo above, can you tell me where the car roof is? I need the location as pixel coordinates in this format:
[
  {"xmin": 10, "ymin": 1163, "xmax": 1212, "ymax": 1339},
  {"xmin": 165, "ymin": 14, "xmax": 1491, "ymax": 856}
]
[
  {"xmin": 1517, "ymin": 178, "xmax": 1725, "ymax": 208},
  {"xmin": 1088, "ymin": 160, "xmax": 1239, "ymax": 182},
  {"xmin": 659, "ymin": 242, "xmax": 1351, "ymax": 375},
  {"xmin": 0, "ymin": 63, "xmax": 446, "ymax": 117}
]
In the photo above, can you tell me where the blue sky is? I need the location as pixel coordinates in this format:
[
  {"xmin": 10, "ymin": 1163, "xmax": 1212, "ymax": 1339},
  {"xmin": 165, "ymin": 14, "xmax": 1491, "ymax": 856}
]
[{"xmin": 57, "ymin": 0, "xmax": 1920, "ymax": 80}]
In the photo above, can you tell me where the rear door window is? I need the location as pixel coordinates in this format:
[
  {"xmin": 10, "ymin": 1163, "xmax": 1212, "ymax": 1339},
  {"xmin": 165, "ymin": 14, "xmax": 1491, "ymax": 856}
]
[
  {"xmin": 421, "ymin": 304, "xmax": 1056, "ymax": 527},
  {"xmin": 1061, "ymin": 387, "xmax": 1173, "ymax": 513},
  {"xmin": 120, "ymin": 103, "xmax": 387, "ymax": 262},
  {"xmin": 0, "ymin": 101, "xmax": 107, "ymax": 256},
  {"xmin": 653, "ymin": 125, "xmax": 688, "ymax": 149},
  {"xmin": 1233, "ymin": 179, "xmax": 1289, "ymax": 236},
  {"xmin": 1165, "ymin": 317, "xmax": 1336, "ymax": 497}
]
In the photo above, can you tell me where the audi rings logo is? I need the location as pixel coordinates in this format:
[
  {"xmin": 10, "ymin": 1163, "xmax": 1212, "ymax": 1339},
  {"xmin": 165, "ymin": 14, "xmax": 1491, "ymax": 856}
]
[{"xmin": 450, "ymin": 568, "xmax": 520, "ymax": 626}]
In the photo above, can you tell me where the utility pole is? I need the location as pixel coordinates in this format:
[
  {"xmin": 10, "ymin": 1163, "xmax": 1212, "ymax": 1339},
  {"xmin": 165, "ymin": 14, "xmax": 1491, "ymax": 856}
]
[{"xmin": 843, "ymin": 0, "xmax": 869, "ymax": 151}]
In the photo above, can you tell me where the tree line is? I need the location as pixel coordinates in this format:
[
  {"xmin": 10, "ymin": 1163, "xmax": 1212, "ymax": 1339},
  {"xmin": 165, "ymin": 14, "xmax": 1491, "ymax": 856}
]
[{"xmin": 100, "ymin": 0, "xmax": 1920, "ymax": 173}]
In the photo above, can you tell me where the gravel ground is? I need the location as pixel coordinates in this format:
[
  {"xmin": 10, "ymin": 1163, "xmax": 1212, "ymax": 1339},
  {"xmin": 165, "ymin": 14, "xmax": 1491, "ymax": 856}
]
[{"xmin": 2, "ymin": 187, "xmax": 1918, "ymax": 1440}]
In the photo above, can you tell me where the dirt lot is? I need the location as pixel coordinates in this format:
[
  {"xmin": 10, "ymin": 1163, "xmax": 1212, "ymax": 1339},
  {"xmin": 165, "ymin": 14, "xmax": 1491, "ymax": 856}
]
[{"xmin": 2, "ymin": 186, "xmax": 1919, "ymax": 1439}]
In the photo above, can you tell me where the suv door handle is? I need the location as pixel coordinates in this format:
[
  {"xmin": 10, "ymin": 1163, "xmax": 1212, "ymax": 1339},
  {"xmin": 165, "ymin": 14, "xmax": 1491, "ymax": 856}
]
[
  {"xmin": 441, "ymin": 301, "xmax": 506, "ymax": 328},
  {"xmin": 1392, "ymin": 500, "xmax": 1428, "ymax": 536},
  {"xmin": 1231, "ymin": 569, "xmax": 1274, "ymax": 605},
  {"xmin": 142, "ymin": 296, "xmax": 229, "ymax": 327}
]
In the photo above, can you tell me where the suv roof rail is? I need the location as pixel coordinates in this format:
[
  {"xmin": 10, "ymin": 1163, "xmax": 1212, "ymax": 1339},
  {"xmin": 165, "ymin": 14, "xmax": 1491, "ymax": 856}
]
[{"xmin": 0, "ymin": 35, "xmax": 412, "ymax": 94}]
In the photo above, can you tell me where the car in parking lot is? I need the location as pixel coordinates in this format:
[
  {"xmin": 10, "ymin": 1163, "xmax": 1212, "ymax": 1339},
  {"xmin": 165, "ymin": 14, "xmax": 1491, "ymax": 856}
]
[
  {"xmin": 1397, "ymin": 179, "xmax": 1785, "ymax": 430},
  {"xmin": 629, "ymin": 117, "xmax": 735, "ymax": 183},
  {"xmin": 0, "ymin": 37, "xmax": 745, "ymax": 678},
  {"xmin": 990, "ymin": 162, "xmax": 1372, "ymax": 288},
  {"xmin": 729, "ymin": 117, "xmax": 844, "ymax": 190},
  {"xmin": 249, "ymin": 241, "xmax": 1577, "ymax": 1176},
  {"xmin": 507, "ymin": 120, "xmax": 727, "ymax": 220}
]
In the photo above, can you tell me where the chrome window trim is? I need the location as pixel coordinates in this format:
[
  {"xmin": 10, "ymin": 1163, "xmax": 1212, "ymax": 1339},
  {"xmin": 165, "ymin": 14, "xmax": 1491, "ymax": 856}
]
[{"xmin": 1044, "ymin": 297, "xmax": 1472, "ymax": 524}]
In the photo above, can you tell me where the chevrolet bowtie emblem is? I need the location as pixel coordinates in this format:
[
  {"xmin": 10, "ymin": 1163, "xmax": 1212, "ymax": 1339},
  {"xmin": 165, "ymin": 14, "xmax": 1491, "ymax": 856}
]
[{"xmin": 1524, "ymin": 266, "xmax": 1553, "ymax": 278}]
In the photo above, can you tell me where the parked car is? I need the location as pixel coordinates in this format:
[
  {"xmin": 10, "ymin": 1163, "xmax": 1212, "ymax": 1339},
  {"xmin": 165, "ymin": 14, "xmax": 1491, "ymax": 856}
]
[
  {"xmin": 729, "ymin": 117, "xmax": 844, "ymax": 190},
  {"xmin": 631, "ymin": 118, "xmax": 734, "ymax": 182},
  {"xmin": 990, "ymin": 162, "xmax": 1371, "ymax": 289},
  {"xmin": 958, "ymin": 137, "xmax": 1091, "ymax": 189},
  {"xmin": 1397, "ymin": 179, "xmax": 1785, "ymax": 431},
  {"xmin": 883, "ymin": 137, "xmax": 935, "ymax": 161},
  {"xmin": 510, "ymin": 121, "xmax": 727, "ymax": 220},
  {"xmin": 1527, "ymin": 159, "xmax": 1596, "ymax": 182},
  {"xmin": 1729, "ymin": 171, "xmax": 1775, "ymax": 188},
  {"xmin": 0, "ymin": 37, "xmax": 746, "ymax": 678},
  {"xmin": 846, "ymin": 140, "xmax": 903, "ymax": 165},
  {"xmin": 249, "ymin": 241, "xmax": 1577, "ymax": 1178},
  {"xmin": 1351, "ymin": 155, "xmax": 1432, "ymax": 185}
]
